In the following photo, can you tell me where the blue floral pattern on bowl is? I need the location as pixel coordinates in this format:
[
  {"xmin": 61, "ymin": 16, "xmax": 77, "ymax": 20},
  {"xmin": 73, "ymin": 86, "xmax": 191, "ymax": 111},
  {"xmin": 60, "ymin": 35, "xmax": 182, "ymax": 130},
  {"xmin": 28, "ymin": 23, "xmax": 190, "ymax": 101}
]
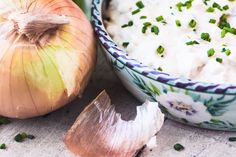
[{"xmin": 91, "ymin": 0, "xmax": 236, "ymax": 131}]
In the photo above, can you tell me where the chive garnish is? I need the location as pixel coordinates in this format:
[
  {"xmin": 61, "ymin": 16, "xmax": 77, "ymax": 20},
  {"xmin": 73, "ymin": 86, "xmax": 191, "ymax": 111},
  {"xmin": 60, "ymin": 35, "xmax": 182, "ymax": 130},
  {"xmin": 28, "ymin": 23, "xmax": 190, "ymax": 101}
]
[
  {"xmin": 206, "ymin": 7, "xmax": 215, "ymax": 12},
  {"xmin": 223, "ymin": 5, "xmax": 229, "ymax": 11},
  {"xmin": 156, "ymin": 16, "xmax": 164, "ymax": 22},
  {"xmin": 216, "ymin": 58, "xmax": 223, "ymax": 63},
  {"xmin": 0, "ymin": 144, "xmax": 6, "ymax": 150},
  {"xmin": 132, "ymin": 9, "xmax": 140, "ymax": 15},
  {"xmin": 175, "ymin": 20, "xmax": 181, "ymax": 27},
  {"xmin": 151, "ymin": 26, "xmax": 159, "ymax": 35},
  {"xmin": 201, "ymin": 33, "xmax": 211, "ymax": 42},
  {"xmin": 207, "ymin": 48, "xmax": 215, "ymax": 57},
  {"xmin": 174, "ymin": 143, "xmax": 185, "ymax": 151},
  {"xmin": 140, "ymin": 16, "xmax": 147, "ymax": 19},
  {"xmin": 121, "ymin": 21, "xmax": 133, "ymax": 28},
  {"xmin": 212, "ymin": 2, "xmax": 222, "ymax": 11},
  {"xmin": 189, "ymin": 19, "xmax": 197, "ymax": 28},
  {"xmin": 209, "ymin": 19, "xmax": 216, "ymax": 24},
  {"xmin": 122, "ymin": 42, "xmax": 129, "ymax": 48},
  {"xmin": 157, "ymin": 67, "xmax": 163, "ymax": 71},
  {"xmin": 136, "ymin": 1, "xmax": 145, "ymax": 9},
  {"xmin": 14, "ymin": 132, "xmax": 35, "ymax": 142},
  {"xmin": 0, "ymin": 117, "xmax": 11, "ymax": 125},
  {"xmin": 186, "ymin": 40, "xmax": 199, "ymax": 45},
  {"xmin": 229, "ymin": 137, "xmax": 236, "ymax": 142},
  {"xmin": 156, "ymin": 45, "xmax": 165, "ymax": 54},
  {"xmin": 225, "ymin": 49, "xmax": 231, "ymax": 56}
]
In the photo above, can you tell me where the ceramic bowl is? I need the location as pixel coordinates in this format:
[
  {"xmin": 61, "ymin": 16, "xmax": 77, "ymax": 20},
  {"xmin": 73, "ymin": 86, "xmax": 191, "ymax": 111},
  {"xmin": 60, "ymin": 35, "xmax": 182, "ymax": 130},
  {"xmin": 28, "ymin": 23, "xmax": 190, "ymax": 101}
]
[{"xmin": 91, "ymin": 0, "xmax": 236, "ymax": 131}]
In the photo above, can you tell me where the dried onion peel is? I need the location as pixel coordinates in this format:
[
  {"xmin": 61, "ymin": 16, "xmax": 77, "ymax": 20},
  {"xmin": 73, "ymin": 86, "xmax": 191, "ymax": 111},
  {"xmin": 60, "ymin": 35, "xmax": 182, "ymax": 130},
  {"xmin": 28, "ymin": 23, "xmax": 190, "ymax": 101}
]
[
  {"xmin": 64, "ymin": 90, "xmax": 164, "ymax": 157},
  {"xmin": 0, "ymin": 0, "xmax": 96, "ymax": 118}
]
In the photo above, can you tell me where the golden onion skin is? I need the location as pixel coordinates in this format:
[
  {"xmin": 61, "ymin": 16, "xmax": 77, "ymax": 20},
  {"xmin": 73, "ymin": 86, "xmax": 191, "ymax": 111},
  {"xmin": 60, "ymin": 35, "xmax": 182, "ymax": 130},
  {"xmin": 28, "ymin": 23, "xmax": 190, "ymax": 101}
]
[{"xmin": 0, "ymin": 0, "xmax": 96, "ymax": 118}]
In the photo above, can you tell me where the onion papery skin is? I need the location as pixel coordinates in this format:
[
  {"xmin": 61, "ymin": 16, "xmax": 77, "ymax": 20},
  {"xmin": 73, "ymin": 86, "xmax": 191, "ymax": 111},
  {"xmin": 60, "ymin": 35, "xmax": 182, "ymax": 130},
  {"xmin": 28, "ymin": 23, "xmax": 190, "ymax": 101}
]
[{"xmin": 0, "ymin": 0, "xmax": 96, "ymax": 118}]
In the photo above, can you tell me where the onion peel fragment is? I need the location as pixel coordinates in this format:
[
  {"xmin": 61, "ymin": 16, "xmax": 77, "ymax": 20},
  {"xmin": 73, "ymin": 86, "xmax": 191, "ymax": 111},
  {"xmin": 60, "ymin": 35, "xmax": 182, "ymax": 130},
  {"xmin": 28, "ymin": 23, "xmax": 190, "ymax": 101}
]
[{"xmin": 64, "ymin": 90, "xmax": 164, "ymax": 157}]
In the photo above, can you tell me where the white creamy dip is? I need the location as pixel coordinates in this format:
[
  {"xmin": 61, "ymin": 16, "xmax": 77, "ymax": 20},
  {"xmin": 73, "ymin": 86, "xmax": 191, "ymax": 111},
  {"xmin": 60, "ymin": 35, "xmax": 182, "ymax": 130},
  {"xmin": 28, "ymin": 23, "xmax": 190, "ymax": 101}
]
[{"xmin": 106, "ymin": 0, "xmax": 236, "ymax": 84}]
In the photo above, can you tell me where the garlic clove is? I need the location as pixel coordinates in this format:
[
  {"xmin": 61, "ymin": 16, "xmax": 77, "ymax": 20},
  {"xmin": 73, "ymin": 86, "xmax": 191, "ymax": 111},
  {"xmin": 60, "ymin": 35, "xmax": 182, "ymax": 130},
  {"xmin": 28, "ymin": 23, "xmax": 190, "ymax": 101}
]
[{"xmin": 64, "ymin": 90, "xmax": 164, "ymax": 157}]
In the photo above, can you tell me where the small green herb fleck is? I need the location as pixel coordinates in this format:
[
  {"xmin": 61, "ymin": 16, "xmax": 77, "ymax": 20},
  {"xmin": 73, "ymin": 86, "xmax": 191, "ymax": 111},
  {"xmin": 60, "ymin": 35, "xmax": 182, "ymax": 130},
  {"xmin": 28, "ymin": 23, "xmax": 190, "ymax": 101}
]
[
  {"xmin": 14, "ymin": 132, "xmax": 35, "ymax": 142},
  {"xmin": 157, "ymin": 67, "xmax": 163, "ymax": 71},
  {"xmin": 209, "ymin": 19, "xmax": 216, "ymax": 24},
  {"xmin": 223, "ymin": 5, "xmax": 229, "ymax": 10},
  {"xmin": 174, "ymin": 143, "xmax": 185, "ymax": 151},
  {"xmin": 136, "ymin": 1, "xmax": 145, "ymax": 9},
  {"xmin": 0, "ymin": 117, "xmax": 11, "ymax": 125},
  {"xmin": 156, "ymin": 16, "xmax": 164, "ymax": 22},
  {"xmin": 229, "ymin": 137, "xmax": 236, "ymax": 142},
  {"xmin": 186, "ymin": 40, "xmax": 199, "ymax": 45},
  {"xmin": 175, "ymin": 20, "xmax": 181, "ymax": 27},
  {"xmin": 156, "ymin": 45, "xmax": 165, "ymax": 54},
  {"xmin": 212, "ymin": 2, "xmax": 222, "ymax": 11},
  {"xmin": 207, "ymin": 48, "xmax": 215, "ymax": 57},
  {"xmin": 206, "ymin": 7, "xmax": 215, "ymax": 12},
  {"xmin": 151, "ymin": 26, "xmax": 159, "ymax": 35},
  {"xmin": 216, "ymin": 58, "xmax": 223, "ymax": 63},
  {"xmin": 121, "ymin": 21, "xmax": 134, "ymax": 28},
  {"xmin": 140, "ymin": 16, "xmax": 147, "ymax": 19},
  {"xmin": 201, "ymin": 33, "xmax": 211, "ymax": 42},
  {"xmin": 189, "ymin": 19, "xmax": 197, "ymax": 28},
  {"xmin": 0, "ymin": 144, "xmax": 6, "ymax": 150},
  {"xmin": 122, "ymin": 42, "xmax": 129, "ymax": 48},
  {"xmin": 132, "ymin": 9, "xmax": 141, "ymax": 15}
]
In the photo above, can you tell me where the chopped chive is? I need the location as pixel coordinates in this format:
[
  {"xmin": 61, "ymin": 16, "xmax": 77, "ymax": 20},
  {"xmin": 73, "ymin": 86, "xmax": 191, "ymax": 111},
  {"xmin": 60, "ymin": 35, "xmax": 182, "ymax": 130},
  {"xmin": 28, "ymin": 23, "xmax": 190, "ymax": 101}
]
[
  {"xmin": 216, "ymin": 58, "xmax": 223, "ymax": 63},
  {"xmin": 225, "ymin": 49, "xmax": 231, "ymax": 56},
  {"xmin": 14, "ymin": 132, "xmax": 35, "ymax": 142},
  {"xmin": 209, "ymin": 19, "xmax": 216, "ymax": 24},
  {"xmin": 221, "ymin": 29, "xmax": 227, "ymax": 38},
  {"xmin": 176, "ymin": 2, "xmax": 184, "ymax": 12},
  {"xmin": 0, "ymin": 117, "xmax": 11, "ymax": 125},
  {"xmin": 156, "ymin": 45, "xmax": 165, "ymax": 54},
  {"xmin": 156, "ymin": 16, "xmax": 164, "ymax": 22},
  {"xmin": 229, "ymin": 137, "xmax": 236, "ymax": 142},
  {"xmin": 0, "ymin": 144, "xmax": 6, "ymax": 150},
  {"xmin": 186, "ymin": 40, "xmax": 199, "ymax": 45},
  {"xmin": 206, "ymin": 7, "xmax": 215, "ymax": 12},
  {"xmin": 151, "ymin": 26, "xmax": 159, "ymax": 35},
  {"xmin": 122, "ymin": 42, "xmax": 129, "ymax": 48},
  {"xmin": 174, "ymin": 143, "xmax": 185, "ymax": 151},
  {"xmin": 223, "ymin": 27, "xmax": 236, "ymax": 35},
  {"xmin": 175, "ymin": 20, "xmax": 181, "ymax": 27},
  {"xmin": 212, "ymin": 2, "xmax": 222, "ymax": 11},
  {"xmin": 143, "ymin": 22, "xmax": 152, "ymax": 27},
  {"xmin": 140, "ymin": 16, "xmax": 147, "ymax": 19},
  {"xmin": 218, "ymin": 14, "xmax": 230, "ymax": 29},
  {"xmin": 136, "ymin": 1, "xmax": 145, "ymax": 9},
  {"xmin": 189, "ymin": 19, "xmax": 197, "ymax": 28},
  {"xmin": 132, "ymin": 9, "xmax": 140, "ymax": 15},
  {"xmin": 223, "ymin": 5, "xmax": 229, "ymax": 10},
  {"xmin": 201, "ymin": 33, "xmax": 211, "ymax": 42},
  {"xmin": 157, "ymin": 67, "xmax": 163, "ymax": 71},
  {"xmin": 121, "ymin": 21, "xmax": 133, "ymax": 28},
  {"xmin": 207, "ymin": 48, "xmax": 215, "ymax": 57}
]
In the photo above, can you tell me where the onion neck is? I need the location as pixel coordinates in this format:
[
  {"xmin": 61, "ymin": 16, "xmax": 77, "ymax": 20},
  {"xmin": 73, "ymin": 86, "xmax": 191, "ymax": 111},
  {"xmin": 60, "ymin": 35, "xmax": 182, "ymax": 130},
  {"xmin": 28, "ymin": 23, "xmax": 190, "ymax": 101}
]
[{"xmin": 9, "ymin": 12, "xmax": 69, "ymax": 44}]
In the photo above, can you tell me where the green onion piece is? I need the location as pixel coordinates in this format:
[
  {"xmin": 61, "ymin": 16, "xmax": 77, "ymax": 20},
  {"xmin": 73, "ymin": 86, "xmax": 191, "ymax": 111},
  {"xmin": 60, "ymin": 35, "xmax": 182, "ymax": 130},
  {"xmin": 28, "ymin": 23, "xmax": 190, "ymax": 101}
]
[
  {"xmin": 209, "ymin": 19, "xmax": 216, "ymax": 24},
  {"xmin": 223, "ymin": 27, "xmax": 236, "ymax": 35},
  {"xmin": 176, "ymin": 2, "xmax": 184, "ymax": 11},
  {"xmin": 207, "ymin": 48, "xmax": 215, "ymax": 57},
  {"xmin": 151, "ymin": 26, "xmax": 159, "ymax": 35},
  {"xmin": 229, "ymin": 137, "xmax": 236, "ymax": 142},
  {"xmin": 175, "ymin": 20, "xmax": 181, "ymax": 27},
  {"xmin": 140, "ymin": 16, "xmax": 147, "ymax": 19},
  {"xmin": 218, "ymin": 14, "xmax": 230, "ymax": 29},
  {"xmin": 0, "ymin": 144, "xmax": 6, "ymax": 150},
  {"xmin": 174, "ymin": 143, "xmax": 185, "ymax": 151},
  {"xmin": 157, "ymin": 67, "xmax": 163, "ymax": 71},
  {"xmin": 132, "ymin": 9, "xmax": 140, "ymax": 15},
  {"xmin": 156, "ymin": 16, "xmax": 164, "ymax": 22},
  {"xmin": 212, "ymin": 2, "xmax": 222, "ymax": 11},
  {"xmin": 189, "ymin": 19, "xmax": 197, "ymax": 28},
  {"xmin": 136, "ymin": 1, "xmax": 145, "ymax": 9},
  {"xmin": 121, "ymin": 21, "xmax": 134, "ymax": 28},
  {"xmin": 122, "ymin": 42, "xmax": 129, "ymax": 48},
  {"xmin": 0, "ymin": 117, "xmax": 11, "ymax": 125},
  {"xmin": 225, "ymin": 49, "xmax": 231, "ymax": 56},
  {"xmin": 156, "ymin": 45, "xmax": 165, "ymax": 54},
  {"xmin": 186, "ymin": 40, "xmax": 199, "ymax": 45},
  {"xmin": 216, "ymin": 58, "xmax": 223, "ymax": 63},
  {"xmin": 223, "ymin": 5, "xmax": 229, "ymax": 10},
  {"xmin": 221, "ymin": 30, "xmax": 227, "ymax": 38},
  {"xmin": 201, "ymin": 33, "xmax": 211, "ymax": 42},
  {"xmin": 206, "ymin": 7, "xmax": 215, "ymax": 12}
]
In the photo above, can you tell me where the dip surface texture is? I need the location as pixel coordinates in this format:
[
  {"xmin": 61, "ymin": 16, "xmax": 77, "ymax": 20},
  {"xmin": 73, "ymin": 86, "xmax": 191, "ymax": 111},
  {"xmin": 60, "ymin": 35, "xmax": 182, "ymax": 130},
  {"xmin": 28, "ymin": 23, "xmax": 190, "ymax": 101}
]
[{"xmin": 106, "ymin": 0, "xmax": 236, "ymax": 84}]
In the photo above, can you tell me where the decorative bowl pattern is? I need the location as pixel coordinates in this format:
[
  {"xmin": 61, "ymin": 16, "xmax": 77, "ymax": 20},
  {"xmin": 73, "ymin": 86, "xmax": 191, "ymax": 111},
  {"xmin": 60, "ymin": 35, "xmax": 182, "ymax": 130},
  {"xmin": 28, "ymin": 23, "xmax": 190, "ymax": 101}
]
[{"xmin": 91, "ymin": 0, "xmax": 236, "ymax": 131}]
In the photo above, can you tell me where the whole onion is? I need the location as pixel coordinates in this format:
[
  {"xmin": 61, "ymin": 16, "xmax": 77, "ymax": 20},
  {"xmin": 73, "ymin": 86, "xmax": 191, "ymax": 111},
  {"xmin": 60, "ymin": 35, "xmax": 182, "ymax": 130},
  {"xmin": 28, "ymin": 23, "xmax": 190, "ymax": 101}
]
[{"xmin": 0, "ymin": 0, "xmax": 96, "ymax": 118}]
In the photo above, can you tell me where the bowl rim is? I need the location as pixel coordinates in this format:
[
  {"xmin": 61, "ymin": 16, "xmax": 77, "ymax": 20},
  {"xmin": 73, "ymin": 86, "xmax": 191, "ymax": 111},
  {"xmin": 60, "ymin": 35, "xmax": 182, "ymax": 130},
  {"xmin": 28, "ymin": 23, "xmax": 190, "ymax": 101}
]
[{"xmin": 91, "ymin": 0, "xmax": 236, "ymax": 95}]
